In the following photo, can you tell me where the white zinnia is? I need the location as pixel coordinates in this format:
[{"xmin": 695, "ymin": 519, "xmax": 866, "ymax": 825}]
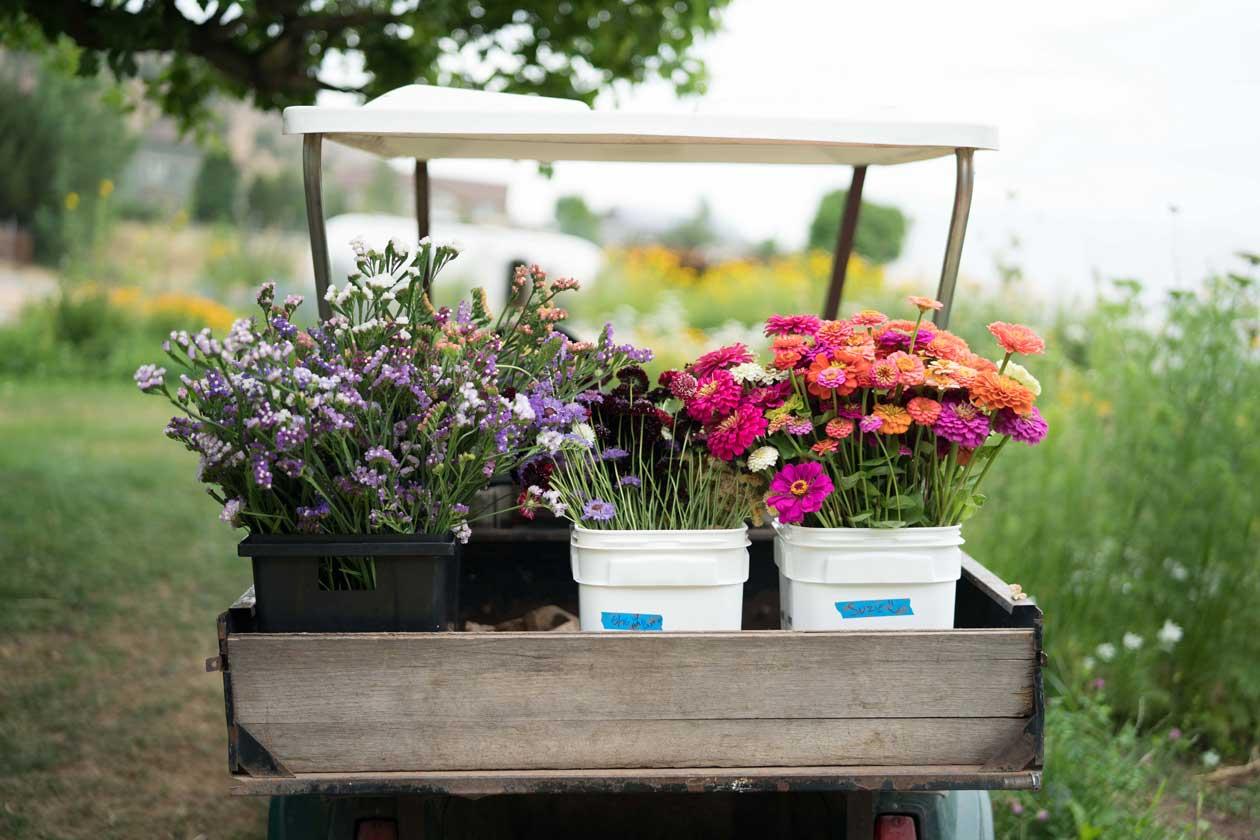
[
  {"xmin": 1000, "ymin": 360, "xmax": 1042, "ymax": 396},
  {"xmin": 729, "ymin": 362, "xmax": 769, "ymax": 384},
  {"xmin": 747, "ymin": 445, "xmax": 780, "ymax": 472},
  {"xmin": 1096, "ymin": 642, "xmax": 1117, "ymax": 662},
  {"xmin": 1123, "ymin": 632, "xmax": 1144, "ymax": 651},
  {"xmin": 1157, "ymin": 620, "xmax": 1183, "ymax": 647}
]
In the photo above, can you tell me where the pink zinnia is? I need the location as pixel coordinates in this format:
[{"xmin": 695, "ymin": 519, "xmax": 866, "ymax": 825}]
[
  {"xmin": 887, "ymin": 350, "xmax": 925, "ymax": 387},
  {"xmin": 706, "ymin": 403, "xmax": 768, "ymax": 461},
  {"xmin": 871, "ymin": 357, "xmax": 900, "ymax": 389},
  {"xmin": 692, "ymin": 343, "xmax": 754, "ymax": 378},
  {"xmin": 764, "ymin": 314, "xmax": 822, "ymax": 337},
  {"xmin": 750, "ymin": 380, "xmax": 793, "ymax": 409},
  {"xmin": 786, "ymin": 418, "xmax": 814, "ymax": 436},
  {"xmin": 685, "ymin": 369, "xmax": 742, "ymax": 423},
  {"xmin": 859, "ymin": 415, "xmax": 883, "ymax": 434},
  {"xmin": 766, "ymin": 462, "xmax": 834, "ymax": 524}
]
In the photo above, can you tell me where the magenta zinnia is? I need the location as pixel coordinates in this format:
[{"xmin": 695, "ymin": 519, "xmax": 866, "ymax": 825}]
[
  {"xmin": 692, "ymin": 343, "xmax": 755, "ymax": 378},
  {"xmin": 766, "ymin": 462, "xmax": 834, "ymax": 524},
  {"xmin": 993, "ymin": 406, "xmax": 1049, "ymax": 445},
  {"xmin": 764, "ymin": 314, "xmax": 822, "ymax": 337},
  {"xmin": 685, "ymin": 369, "xmax": 742, "ymax": 423},
  {"xmin": 934, "ymin": 397, "xmax": 991, "ymax": 449},
  {"xmin": 707, "ymin": 403, "xmax": 768, "ymax": 461}
]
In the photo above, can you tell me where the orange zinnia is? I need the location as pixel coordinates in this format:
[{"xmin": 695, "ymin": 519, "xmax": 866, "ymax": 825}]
[
  {"xmin": 816, "ymin": 319, "xmax": 854, "ymax": 348},
  {"xmin": 987, "ymin": 321, "xmax": 1045, "ymax": 356},
  {"xmin": 771, "ymin": 335, "xmax": 811, "ymax": 369},
  {"xmin": 926, "ymin": 330, "xmax": 971, "ymax": 363},
  {"xmin": 825, "ymin": 417, "xmax": 855, "ymax": 439},
  {"xmin": 873, "ymin": 403, "xmax": 912, "ymax": 435},
  {"xmin": 805, "ymin": 354, "xmax": 848, "ymax": 398},
  {"xmin": 906, "ymin": 397, "xmax": 942, "ymax": 426},
  {"xmin": 851, "ymin": 309, "xmax": 888, "ymax": 327},
  {"xmin": 811, "ymin": 438, "xmax": 839, "ymax": 455},
  {"xmin": 907, "ymin": 295, "xmax": 944, "ymax": 312},
  {"xmin": 969, "ymin": 370, "xmax": 1036, "ymax": 416}
]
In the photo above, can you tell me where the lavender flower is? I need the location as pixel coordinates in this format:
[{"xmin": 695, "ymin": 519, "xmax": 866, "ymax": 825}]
[
  {"xmin": 220, "ymin": 498, "xmax": 244, "ymax": 527},
  {"xmin": 993, "ymin": 406, "xmax": 1048, "ymax": 445},
  {"xmin": 134, "ymin": 364, "xmax": 166, "ymax": 392},
  {"xmin": 619, "ymin": 475, "xmax": 642, "ymax": 487}
]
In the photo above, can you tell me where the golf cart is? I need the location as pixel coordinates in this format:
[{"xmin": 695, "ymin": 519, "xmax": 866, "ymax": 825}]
[{"xmin": 209, "ymin": 85, "xmax": 1042, "ymax": 839}]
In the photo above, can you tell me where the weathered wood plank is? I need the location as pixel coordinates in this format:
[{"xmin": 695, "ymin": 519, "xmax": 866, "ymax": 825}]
[
  {"xmin": 229, "ymin": 629, "xmax": 1035, "ymax": 724},
  {"xmin": 245, "ymin": 716, "xmax": 1028, "ymax": 773},
  {"xmin": 230, "ymin": 764, "xmax": 1043, "ymax": 797}
]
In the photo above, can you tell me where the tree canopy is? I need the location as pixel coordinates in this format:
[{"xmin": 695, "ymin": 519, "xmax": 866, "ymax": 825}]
[
  {"xmin": 808, "ymin": 189, "xmax": 909, "ymax": 266},
  {"xmin": 1, "ymin": 0, "xmax": 730, "ymax": 133}
]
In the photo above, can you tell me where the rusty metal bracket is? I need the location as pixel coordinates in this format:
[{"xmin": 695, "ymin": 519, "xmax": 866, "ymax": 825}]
[{"xmin": 234, "ymin": 723, "xmax": 294, "ymax": 779}]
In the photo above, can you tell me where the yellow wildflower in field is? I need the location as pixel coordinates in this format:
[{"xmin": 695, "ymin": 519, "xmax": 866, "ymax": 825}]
[
  {"xmin": 104, "ymin": 286, "xmax": 238, "ymax": 333},
  {"xmin": 98, "ymin": 179, "xmax": 114, "ymax": 199},
  {"xmin": 65, "ymin": 192, "xmax": 80, "ymax": 211}
]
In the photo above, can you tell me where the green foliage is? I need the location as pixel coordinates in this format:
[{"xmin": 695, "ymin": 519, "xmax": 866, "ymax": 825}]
[
  {"xmin": 244, "ymin": 168, "xmax": 306, "ymax": 230},
  {"xmin": 661, "ymin": 199, "xmax": 717, "ymax": 252},
  {"xmin": 555, "ymin": 194, "xmax": 603, "ymax": 243},
  {"xmin": 359, "ymin": 159, "xmax": 404, "ymax": 215},
  {"xmin": 190, "ymin": 150, "xmax": 240, "ymax": 224},
  {"xmin": 807, "ymin": 189, "xmax": 909, "ymax": 265},
  {"xmin": 0, "ymin": 51, "xmax": 134, "ymax": 264},
  {"xmin": 2, "ymin": 0, "xmax": 731, "ymax": 135}
]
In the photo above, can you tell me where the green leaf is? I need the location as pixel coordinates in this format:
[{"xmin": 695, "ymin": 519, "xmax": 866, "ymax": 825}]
[{"xmin": 847, "ymin": 511, "xmax": 873, "ymax": 524}]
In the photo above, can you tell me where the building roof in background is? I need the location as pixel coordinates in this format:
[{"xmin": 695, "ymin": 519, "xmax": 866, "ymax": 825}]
[{"xmin": 284, "ymin": 86, "xmax": 997, "ymax": 166}]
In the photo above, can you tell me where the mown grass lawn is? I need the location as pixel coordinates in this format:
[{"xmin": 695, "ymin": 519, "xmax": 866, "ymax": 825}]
[{"xmin": 0, "ymin": 380, "xmax": 265, "ymax": 839}]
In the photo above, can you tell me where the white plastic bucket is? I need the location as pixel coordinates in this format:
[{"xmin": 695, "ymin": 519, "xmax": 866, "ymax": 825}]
[
  {"xmin": 570, "ymin": 526, "xmax": 749, "ymax": 631},
  {"xmin": 773, "ymin": 523, "xmax": 962, "ymax": 630}
]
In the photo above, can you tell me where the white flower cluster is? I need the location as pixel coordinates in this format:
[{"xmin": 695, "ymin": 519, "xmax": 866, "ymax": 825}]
[{"xmin": 746, "ymin": 445, "xmax": 779, "ymax": 472}]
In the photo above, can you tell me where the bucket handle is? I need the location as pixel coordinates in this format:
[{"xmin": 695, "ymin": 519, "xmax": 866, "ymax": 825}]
[{"xmin": 769, "ymin": 518, "xmax": 790, "ymax": 540}]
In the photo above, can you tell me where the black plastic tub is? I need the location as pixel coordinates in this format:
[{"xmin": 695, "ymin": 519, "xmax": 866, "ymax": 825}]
[{"xmin": 238, "ymin": 534, "xmax": 461, "ymax": 633}]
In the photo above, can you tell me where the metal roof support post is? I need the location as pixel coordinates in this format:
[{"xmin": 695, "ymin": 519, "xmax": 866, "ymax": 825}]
[
  {"xmin": 302, "ymin": 133, "xmax": 333, "ymax": 320},
  {"xmin": 414, "ymin": 159, "xmax": 430, "ymax": 241},
  {"xmin": 822, "ymin": 165, "xmax": 867, "ymax": 320},
  {"xmin": 934, "ymin": 148, "xmax": 974, "ymax": 330}
]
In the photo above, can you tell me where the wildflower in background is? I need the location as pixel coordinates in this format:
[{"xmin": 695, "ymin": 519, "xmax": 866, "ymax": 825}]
[
  {"xmin": 934, "ymin": 399, "xmax": 990, "ymax": 449},
  {"xmin": 766, "ymin": 462, "xmax": 834, "ymax": 524},
  {"xmin": 1096, "ymin": 642, "xmax": 1117, "ymax": 662},
  {"xmin": 764, "ymin": 314, "xmax": 821, "ymax": 336},
  {"xmin": 65, "ymin": 191, "xmax": 80, "ymax": 211},
  {"xmin": 987, "ymin": 321, "xmax": 1046, "ymax": 356},
  {"xmin": 1169, "ymin": 728, "xmax": 1183, "ymax": 741},
  {"xmin": 1202, "ymin": 751, "xmax": 1221, "ymax": 769},
  {"xmin": 99, "ymin": 179, "xmax": 114, "ymax": 199},
  {"xmin": 907, "ymin": 295, "xmax": 944, "ymax": 312},
  {"xmin": 1009, "ymin": 801, "xmax": 1024, "ymax": 816},
  {"xmin": 906, "ymin": 397, "xmax": 942, "ymax": 426},
  {"xmin": 1035, "ymin": 810, "xmax": 1049, "ymax": 822},
  {"xmin": 707, "ymin": 403, "xmax": 768, "ymax": 461},
  {"xmin": 993, "ymin": 407, "xmax": 1049, "ymax": 445},
  {"xmin": 873, "ymin": 404, "xmax": 912, "ymax": 435},
  {"xmin": 1092, "ymin": 677, "xmax": 1106, "ymax": 690},
  {"xmin": 1082, "ymin": 656, "xmax": 1096, "ymax": 672},
  {"xmin": 692, "ymin": 343, "xmax": 754, "ymax": 378},
  {"xmin": 581, "ymin": 498, "xmax": 617, "ymax": 521},
  {"xmin": 746, "ymin": 445, "xmax": 779, "ymax": 472},
  {"xmin": 970, "ymin": 370, "xmax": 1036, "ymax": 416},
  {"xmin": 1158, "ymin": 619, "xmax": 1184, "ymax": 647},
  {"xmin": 1123, "ymin": 632, "xmax": 1144, "ymax": 650}
]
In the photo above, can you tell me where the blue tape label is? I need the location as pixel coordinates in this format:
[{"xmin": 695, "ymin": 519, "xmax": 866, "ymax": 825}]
[
  {"xmin": 835, "ymin": 598, "xmax": 914, "ymax": 619},
  {"xmin": 601, "ymin": 611, "xmax": 664, "ymax": 631}
]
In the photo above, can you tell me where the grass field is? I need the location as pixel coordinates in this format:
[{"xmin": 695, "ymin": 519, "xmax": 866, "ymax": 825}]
[{"xmin": 0, "ymin": 381, "xmax": 265, "ymax": 838}]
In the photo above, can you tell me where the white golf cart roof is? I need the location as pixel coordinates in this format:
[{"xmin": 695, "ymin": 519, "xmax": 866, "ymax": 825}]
[{"xmin": 283, "ymin": 86, "xmax": 997, "ymax": 166}]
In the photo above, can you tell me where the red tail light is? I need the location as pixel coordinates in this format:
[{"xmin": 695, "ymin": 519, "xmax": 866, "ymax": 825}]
[
  {"xmin": 875, "ymin": 814, "xmax": 918, "ymax": 840},
  {"xmin": 355, "ymin": 818, "xmax": 398, "ymax": 840}
]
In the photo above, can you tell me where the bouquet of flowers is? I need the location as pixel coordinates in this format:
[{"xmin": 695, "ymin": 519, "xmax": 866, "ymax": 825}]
[
  {"xmin": 665, "ymin": 299, "xmax": 1048, "ymax": 528},
  {"xmin": 518, "ymin": 366, "xmax": 758, "ymax": 530},
  {"xmin": 135, "ymin": 239, "xmax": 645, "ymax": 569}
]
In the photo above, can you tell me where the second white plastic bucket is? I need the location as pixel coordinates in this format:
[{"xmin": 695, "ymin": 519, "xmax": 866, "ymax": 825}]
[
  {"xmin": 571, "ymin": 526, "xmax": 750, "ymax": 631},
  {"xmin": 773, "ymin": 523, "xmax": 963, "ymax": 630}
]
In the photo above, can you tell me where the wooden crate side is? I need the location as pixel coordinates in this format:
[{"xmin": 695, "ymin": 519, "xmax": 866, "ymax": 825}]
[
  {"xmin": 243, "ymin": 716, "xmax": 1030, "ymax": 773},
  {"xmin": 228, "ymin": 629, "xmax": 1035, "ymax": 725}
]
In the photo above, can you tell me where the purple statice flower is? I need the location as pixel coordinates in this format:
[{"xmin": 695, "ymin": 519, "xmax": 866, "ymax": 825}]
[
  {"xmin": 352, "ymin": 466, "xmax": 385, "ymax": 488},
  {"xmin": 934, "ymin": 398, "xmax": 991, "ymax": 449},
  {"xmin": 582, "ymin": 498, "xmax": 617, "ymax": 521},
  {"xmin": 164, "ymin": 416, "xmax": 199, "ymax": 440},
  {"xmin": 220, "ymin": 498, "xmax": 244, "ymax": 527},
  {"xmin": 859, "ymin": 415, "xmax": 884, "ymax": 434},
  {"xmin": 203, "ymin": 369, "xmax": 232, "ymax": 398},
  {"xmin": 576, "ymin": 391, "xmax": 604, "ymax": 405},
  {"xmin": 619, "ymin": 475, "xmax": 642, "ymax": 487},
  {"xmin": 274, "ymin": 419, "xmax": 308, "ymax": 451},
  {"xmin": 277, "ymin": 457, "xmax": 305, "ymax": 478},
  {"xmin": 270, "ymin": 316, "xmax": 298, "ymax": 339},
  {"xmin": 295, "ymin": 500, "xmax": 331, "ymax": 532},
  {"xmin": 601, "ymin": 447, "xmax": 630, "ymax": 460},
  {"xmin": 364, "ymin": 446, "xmax": 399, "ymax": 468},
  {"xmin": 251, "ymin": 451, "xmax": 274, "ymax": 490},
  {"xmin": 993, "ymin": 406, "xmax": 1049, "ymax": 445},
  {"xmin": 134, "ymin": 364, "xmax": 166, "ymax": 392}
]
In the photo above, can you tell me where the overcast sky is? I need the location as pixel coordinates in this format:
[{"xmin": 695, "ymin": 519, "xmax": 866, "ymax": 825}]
[{"xmin": 425, "ymin": 0, "xmax": 1260, "ymax": 300}]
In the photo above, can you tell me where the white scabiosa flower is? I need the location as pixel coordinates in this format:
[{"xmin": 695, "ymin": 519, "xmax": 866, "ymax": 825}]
[
  {"xmin": 1096, "ymin": 642, "xmax": 1117, "ymax": 662},
  {"xmin": 1157, "ymin": 620, "xmax": 1183, "ymax": 647},
  {"xmin": 512, "ymin": 393, "xmax": 536, "ymax": 421},
  {"xmin": 572, "ymin": 422, "xmax": 597, "ymax": 447},
  {"xmin": 746, "ymin": 445, "xmax": 780, "ymax": 472},
  {"xmin": 536, "ymin": 430, "xmax": 565, "ymax": 453},
  {"xmin": 1123, "ymin": 632, "xmax": 1144, "ymax": 651}
]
